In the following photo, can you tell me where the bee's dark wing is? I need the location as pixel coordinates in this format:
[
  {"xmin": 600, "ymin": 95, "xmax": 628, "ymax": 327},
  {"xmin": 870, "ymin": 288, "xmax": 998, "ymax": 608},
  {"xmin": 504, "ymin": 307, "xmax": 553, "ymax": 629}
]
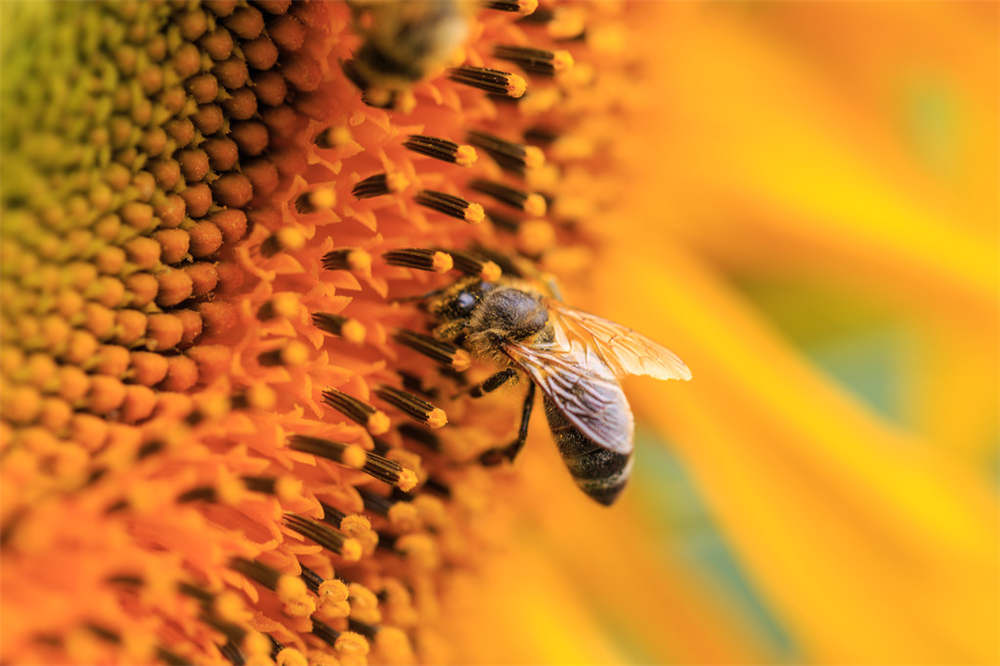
[
  {"xmin": 547, "ymin": 300, "xmax": 692, "ymax": 381},
  {"xmin": 504, "ymin": 341, "xmax": 634, "ymax": 455}
]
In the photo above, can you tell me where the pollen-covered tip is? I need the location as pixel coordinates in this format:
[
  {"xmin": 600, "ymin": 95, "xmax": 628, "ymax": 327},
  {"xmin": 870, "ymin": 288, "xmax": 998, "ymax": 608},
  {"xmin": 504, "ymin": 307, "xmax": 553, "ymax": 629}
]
[
  {"xmin": 404, "ymin": 134, "xmax": 478, "ymax": 167},
  {"xmin": 448, "ymin": 250, "xmax": 503, "ymax": 282},
  {"xmin": 352, "ymin": 172, "xmax": 409, "ymax": 199},
  {"xmin": 312, "ymin": 312, "xmax": 366, "ymax": 345},
  {"xmin": 288, "ymin": 434, "xmax": 367, "ymax": 469},
  {"xmin": 260, "ymin": 227, "xmax": 306, "ymax": 258},
  {"xmin": 469, "ymin": 179, "xmax": 547, "ymax": 216},
  {"xmin": 414, "ymin": 190, "xmax": 484, "ymax": 224},
  {"xmin": 375, "ymin": 386, "xmax": 448, "ymax": 429},
  {"xmin": 322, "ymin": 248, "xmax": 373, "ymax": 274},
  {"xmin": 467, "ymin": 129, "xmax": 545, "ymax": 175},
  {"xmin": 294, "ymin": 187, "xmax": 336, "ymax": 214},
  {"xmin": 493, "ymin": 45, "xmax": 574, "ymax": 76},
  {"xmin": 321, "ymin": 389, "xmax": 390, "ymax": 435},
  {"xmin": 448, "ymin": 66, "xmax": 526, "ymax": 98},
  {"xmin": 394, "ymin": 329, "xmax": 470, "ymax": 371},
  {"xmin": 383, "ymin": 248, "xmax": 454, "ymax": 273}
]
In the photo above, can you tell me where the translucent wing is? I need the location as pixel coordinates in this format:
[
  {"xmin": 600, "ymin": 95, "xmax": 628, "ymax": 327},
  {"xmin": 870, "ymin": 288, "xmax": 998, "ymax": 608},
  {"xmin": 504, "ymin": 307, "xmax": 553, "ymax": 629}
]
[
  {"xmin": 505, "ymin": 340, "xmax": 634, "ymax": 455},
  {"xmin": 547, "ymin": 300, "xmax": 692, "ymax": 381}
]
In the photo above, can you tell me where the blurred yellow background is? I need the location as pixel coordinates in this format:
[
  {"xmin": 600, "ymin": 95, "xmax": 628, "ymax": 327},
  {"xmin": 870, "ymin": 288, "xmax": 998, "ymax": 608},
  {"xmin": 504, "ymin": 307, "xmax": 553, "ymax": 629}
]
[{"xmin": 448, "ymin": 3, "xmax": 999, "ymax": 664}]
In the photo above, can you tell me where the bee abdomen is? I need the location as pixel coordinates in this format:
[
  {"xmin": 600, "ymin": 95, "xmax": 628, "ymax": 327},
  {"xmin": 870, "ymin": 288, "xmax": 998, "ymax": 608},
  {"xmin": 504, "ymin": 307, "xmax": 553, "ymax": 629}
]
[{"xmin": 543, "ymin": 397, "xmax": 632, "ymax": 506}]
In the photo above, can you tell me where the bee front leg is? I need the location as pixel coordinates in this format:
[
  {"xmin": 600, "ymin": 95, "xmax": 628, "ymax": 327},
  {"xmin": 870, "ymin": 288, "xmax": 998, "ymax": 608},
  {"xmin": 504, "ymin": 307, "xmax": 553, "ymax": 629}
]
[
  {"xmin": 432, "ymin": 320, "xmax": 465, "ymax": 343},
  {"xmin": 479, "ymin": 381, "xmax": 535, "ymax": 466},
  {"xmin": 453, "ymin": 368, "xmax": 516, "ymax": 399}
]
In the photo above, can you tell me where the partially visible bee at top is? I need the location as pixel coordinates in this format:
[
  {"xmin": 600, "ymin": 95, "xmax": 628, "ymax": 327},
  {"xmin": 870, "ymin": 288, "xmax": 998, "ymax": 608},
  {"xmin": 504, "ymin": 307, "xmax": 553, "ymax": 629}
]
[
  {"xmin": 344, "ymin": 0, "xmax": 475, "ymax": 110},
  {"xmin": 423, "ymin": 276, "xmax": 692, "ymax": 506}
]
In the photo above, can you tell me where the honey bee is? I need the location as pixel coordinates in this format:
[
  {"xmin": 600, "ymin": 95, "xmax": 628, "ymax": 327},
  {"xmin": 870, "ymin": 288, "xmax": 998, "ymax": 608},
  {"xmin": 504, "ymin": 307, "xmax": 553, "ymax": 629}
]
[
  {"xmin": 425, "ymin": 277, "xmax": 692, "ymax": 505},
  {"xmin": 345, "ymin": 0, "xmax": 473, "ymax": 107}
]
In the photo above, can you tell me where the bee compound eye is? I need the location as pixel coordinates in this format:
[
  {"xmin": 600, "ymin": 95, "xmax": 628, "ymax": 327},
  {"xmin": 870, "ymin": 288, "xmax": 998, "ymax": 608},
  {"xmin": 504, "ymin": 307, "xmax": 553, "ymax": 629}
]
[{"xmin": 456, "ymin": 292, "xmax": 476, "ymax": 311}]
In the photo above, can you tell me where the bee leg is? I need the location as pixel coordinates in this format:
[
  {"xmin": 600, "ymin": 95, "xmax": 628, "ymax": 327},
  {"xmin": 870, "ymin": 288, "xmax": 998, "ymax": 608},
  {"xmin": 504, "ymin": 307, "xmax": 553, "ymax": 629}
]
[
  {"xmin": 479, "ymin": 381, "xmax": 535, "ymax": 466},
  {"xmin": 454, "ymin": 368, "xmax": 516, "ymax": 399}
]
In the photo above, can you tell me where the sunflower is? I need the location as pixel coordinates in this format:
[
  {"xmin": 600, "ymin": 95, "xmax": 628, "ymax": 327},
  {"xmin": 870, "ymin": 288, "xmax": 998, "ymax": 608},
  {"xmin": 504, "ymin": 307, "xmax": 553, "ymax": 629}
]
[{"xmin": 2, "ymin": 1, "xmax": 997, "ymax": 665}]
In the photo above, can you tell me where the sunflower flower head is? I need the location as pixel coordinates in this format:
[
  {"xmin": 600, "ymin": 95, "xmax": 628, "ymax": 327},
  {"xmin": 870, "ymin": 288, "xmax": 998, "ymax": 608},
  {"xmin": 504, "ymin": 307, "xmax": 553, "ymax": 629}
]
[{"xmin": 0, "ymin": 1, "xmax": 636, "ymax": 663}]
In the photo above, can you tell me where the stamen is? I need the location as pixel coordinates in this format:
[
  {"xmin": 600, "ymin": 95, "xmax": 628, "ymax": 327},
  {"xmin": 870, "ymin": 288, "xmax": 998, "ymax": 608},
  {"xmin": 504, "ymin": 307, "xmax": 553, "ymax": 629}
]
[
  {"xmin": 448, "ymin": 66, "xmax": 526, "ymax": 98},
  {"xmin": 322, "ymin": 248, "xmax": 372, "ymax": 273},
  {"xmin": 485, "ymin": 207, "xmax": 521, "ymax": 232},
  {"xmin": 284, "ymin": 514, "xmax": 362, "ymax": 562},
  {"xmin": 240, "ymin": 475, "xmax": 303, "ymax": 503},
  {"xmin": 468, "ymin": 179, "xmax": 547, "ymax": 216},
  {"xmin": 523, "ymin": 125, "xmax": 559, "ymax": 146},
  {"xmin": 397, "ymin": 423, "xmax": 441, "ymax": 450},
  {"xmin": 219, "ymin": 640, "xmax": 244, "ymax": 666},
  {"xmin": 321, "ymin": 389, "xmax": 390, "ymax": 435},
  {"xmin": 413, "ymin": 190, "xmax": 484, "ymax": 223},
  {"xmin": 313, "ymin": 126, "xmax": 351, "ymax": 149},
  {"xmin": 374, "ymin": 385, "xmax": 447, "ymax": 429},
  {"xmin": 351, "ymin": 172, "xmax": 409, "ymax": 199},
  {"xmin": 260, "ymin": 228, "xmax": 306, "ymax": 258},
  {"xmin": 467, "ymin": 130, "xmax": 545, "ymax": 175},
  {"xmin": 287, "ymin": 434, "xmax": 368, "ymax": 469},
  {"xmin": 398, "ymin": 370, "xmax": 438, "ymax": 398},
  {"xmin": 176, "ymin": 485, "xmax": 217, "ymax": 503},
  {"xmin": 294, "ymin": 187, "xmax": 336, "ymax": 214},
  {"xmin": 362, "ymin": 448, "xmax": 419, "ymax": 491},
  {"xmin": 230, "ymin": 556, "xmax": 281, "ymax": 590},
  {"xmin": 403, "ymin": 135, "xmax": 478, "ymax": 167},
  {"xmin": 230, "ymin": 557, "xmax": 314, "ymax": 618},
  {"xmin": 318, "ymin": 500, "xmax": 348, "ymax": 528},
  {"xmin": 299, "ymin": 564, "xmax": 325, "ymax": 593},
  {"xmin": 486, "ymin": 0, "xmax": 537, "ymax": 15},
  {"xmin": 493, "ymin": 45, "xmax": 574, "ymax": 76},
  {"xmin": 382, "ymin": 248, "xmax": 453, "ymax": 273},
  {"xmin": 256, "ymin": 293, "xmax": 299, "ymax": 320},
  {"xmin": 311, "ymin": 312, "xmax": 366, "ymax": 345},
  {"xmin": 257, "ymin": 341, "xmax": 309, "ymax": 367},
  {"xmin": 393, "ymin": 329, "xmax": 470, "ymax": 371},
  {"xmin": 447, "ymin": 250, "xmax": 502, "ymax": 281},
  {"xmin": 359, "ymin": 488, "xmax": 420, "ymax": 532}
]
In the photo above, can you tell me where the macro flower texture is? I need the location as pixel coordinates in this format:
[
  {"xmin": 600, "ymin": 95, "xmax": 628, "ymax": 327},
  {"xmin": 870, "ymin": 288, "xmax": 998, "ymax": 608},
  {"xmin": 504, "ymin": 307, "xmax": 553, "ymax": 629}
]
[{"xmin": 1, "ymin": 1, "xmax": 998, "ymax": 666}]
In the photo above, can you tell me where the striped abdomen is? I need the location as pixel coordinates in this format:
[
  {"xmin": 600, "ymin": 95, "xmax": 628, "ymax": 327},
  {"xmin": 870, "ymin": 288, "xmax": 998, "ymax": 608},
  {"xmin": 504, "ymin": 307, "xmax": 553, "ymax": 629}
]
[{"xmin": 543, "ymin": 396, "xmax": 633, "ymax": 506}]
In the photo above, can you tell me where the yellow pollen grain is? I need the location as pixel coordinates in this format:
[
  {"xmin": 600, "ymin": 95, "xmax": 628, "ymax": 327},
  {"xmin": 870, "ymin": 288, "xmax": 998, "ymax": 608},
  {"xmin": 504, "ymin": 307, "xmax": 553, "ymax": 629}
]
[
  {"xmin": 339, "ymin": 514, "xmax": 372, "ymax": 535},
  {"xmin": 397, "ymin": 91, "xmax": 417, "ymax": 114},
  {"xmin": 334, "ymin": 632, "xmax": 370, "ymax": 657},
  {"xmin": 464, "ymin": 202, "xmax": 485, "ymax": 224},
  {"xmin": 341, "ymin": 318, "xmax": 366, "ymax": 345},
  {"xmin": 309, "ymin": 187, "xmax": 336, "ymax": 210},
  {"xmin": 342, "ymin": 444, "xmax": 367, "ymax": 469},
  {"xmin": 340, "ymin": 537, "xmax": 363, "ymax": 563},
  {"xmin": 274, "ymin": 476, "xmax": 304, "ymax": 503},
  {"xmin": 523, "ymin": 193, "xmax": 547, "ymax": 217},
  {"xmin": 517, "ymin": 0, "xmax": 539, "ymax": 15},
  {"xmin": 520, "ymin": 87, "xmax": 559, "ymax": 115},
  {"xmin": 505, "ymin": 73, "xmax": 527, "ymax": 98},
  {"xmin": 347, "ymin": 249, "xmax": 372, "ymax": 273},
  {"xmin": 518, "ymin": 220, "xmax": 556, "ymax": 254},
  {"xmin": 551, "ymin": 50, "xmax": 575, "ymax": 72},
  {"xmin": 430, "ymin": 251, "xmax": 454, "ymax": 273},
  {"xmin": 425, "ymin": 408, "xmax": 448, "ymax": 429},
  {"xmin": 388, "ymin": 502, "xmax": 421, "ymax": 532},
  {"xmin": 451, "ymin": 349, "xmax": 472, "ymax": 372},
  {"xmin": 548, "ymin": 7, "xmax": 586, "ymax": 39},
  {"xmin": 217, "ymin": 476, "xmax": 247, "ymax": 505},
  {"xmin": 271, "ymin": 292, "xmax": 299, "ymax": 318},
  {"xmin": 396, "ymin": 468, "xmax": 419, "ymax": 493},
  {"xmin": 214, "ymin": 591, "xmax": 250, "ymax": 624},
  {"xmin": 366, "ymin": 410, "xmax": 390, "ymax": 435},
  {"xmin": 275, "ymin": 647, "xmax": 308, "ymax": 666},
  {"xmin": 523, "ymin": 145, "xmax": 546, "ymax": 170},
  {"xmin": 319, "ymin": 579, "xmax": 350, "ymax": 605},
  {"xmin": 396, "ymin": 534, "xmax": 439, "ymax": 570},
  {"xmin": 455, "ymin": 144, "xmax": 478, "ymax": 167},
  {"xmin": 375, "ymin": 627, "xmax": 414, "ymax": 664},
  {"xmin": 330, "ymin": 126, "xmax": 352, "ymax": 147},
  {"xmin": 280, "ymin": 340, "xmax": 309, "ymax": 366},
  {"xmin": 244, "ymin": 631, "xmax": 272, "ymax": 657},
  {"xmin": 386, "ymin": 172, "xmax": 409, "ymax": 193},
  {"xmin": 245, "ymin": 383, "xmax": 277, "ymax": 410},
  {"xmin": 479, "ymin": 261, "xmax": 502, "ymax": 282},
  {"xmin": 275, "ymin": 227, "xmax": 306, "ymax": 252}
]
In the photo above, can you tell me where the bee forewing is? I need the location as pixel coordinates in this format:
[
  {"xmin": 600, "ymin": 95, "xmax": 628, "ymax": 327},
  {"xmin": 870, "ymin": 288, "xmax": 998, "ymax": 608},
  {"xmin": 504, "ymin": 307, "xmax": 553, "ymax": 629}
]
[
  {"xmin": 505, "ymin": 341, "xmax": 634, "ymax": 455},
  {"xmin": 548, "ymin": 301, "xmax": 692, "ymax": 381}
]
